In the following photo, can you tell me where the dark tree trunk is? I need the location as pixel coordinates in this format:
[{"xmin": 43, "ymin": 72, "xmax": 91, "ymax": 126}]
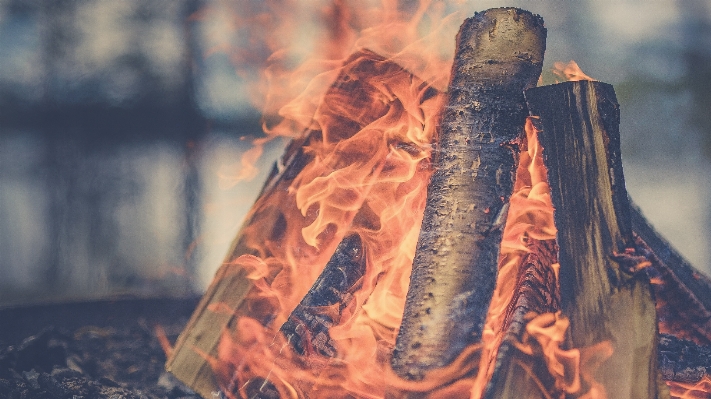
[
  {"xmin": 524, "ymin": 81, "xmax": 662, "ymax": 399},
  {"xmin": 392, "ymin": 7, "xmax": 546, "ymax": 380}
]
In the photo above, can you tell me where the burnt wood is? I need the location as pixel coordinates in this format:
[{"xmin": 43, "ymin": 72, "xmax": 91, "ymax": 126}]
[
  {"xmin": 523, "ymin": 81, "xmax": 663, "ymax": 399},
  {"xmin": 631, "ymin": 203, "xmax": 711, "ymax": 346},
  {"xmin": 658, "ymin": 334, "xmax": 711, "ymax": 384},
  {"xmin": 240, "ymin": 234, "xmax": 366, "ymax": 398},
  {"xmin": 484, "ymin": 239, "xmax": 561, "ymax": 398},
  {"xmin": 279, "ymin": 234, "xmax": 366, "ymax": 357},
  {"xmin": 166, "ymin": 50, "xmax": 408, "ymax": 398},
  {"xmin": 392, "ymin": 7, "xmax": 546, "ymax": 380}
]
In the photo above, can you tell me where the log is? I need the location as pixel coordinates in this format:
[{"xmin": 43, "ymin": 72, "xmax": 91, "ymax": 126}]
[
  {"xmin": 521, "ymin": 80, "xmax": 663, "ymax": 398},
  {"xmin": 239, "ymin": 234, "xmax": 366, "ymax": 398},
  {"xmin": 392, "ymin": 7, "xmax": 546, "ymax": 379},
  {"xmin": 658, "ymin": 334, "xmax": 711, "ymax": 385},
  {"xmin": 483, "ymin": 239, "xmax": 562, "ymax": 398},
  {"xmin": 631, "ymin": 203, "xmax": 711, "ymax": 345},
  {"xmin": 166, "ymin": 50, "xmax": 408, "ymax": 398},
  {"xmin": 279, "ymin": 233, "xmax": 366, "ymax": 357}
]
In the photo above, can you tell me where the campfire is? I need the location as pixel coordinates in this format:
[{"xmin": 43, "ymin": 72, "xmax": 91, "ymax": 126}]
[{"xmin": 167, "ymin": 6, "xmax": 711, "ymax": 399}]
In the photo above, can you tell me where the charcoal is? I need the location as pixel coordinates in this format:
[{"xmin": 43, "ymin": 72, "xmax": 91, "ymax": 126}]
[{"xmin": 0, "ymin": 299, "xmax": 202, "ymax": 399}]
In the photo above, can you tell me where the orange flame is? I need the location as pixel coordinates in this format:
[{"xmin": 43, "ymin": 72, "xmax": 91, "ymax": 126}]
[
  {"xmin": 552, "ymin": 60, "xmax": 596, "ymax": 82},
  {"xmin": 202, "ymin": 2, "xmax": 458, "ymax": 396},
  {"xmin": 668, "ymin": 376, "xmax": 711, "ymax": 399},
  {"xmin": 470, "ymin": 116, "xmax": 558, "ymax": 398}
]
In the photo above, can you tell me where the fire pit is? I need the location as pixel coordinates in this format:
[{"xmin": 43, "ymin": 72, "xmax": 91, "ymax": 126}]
[
  {"xmin": 164, "ymin": 6, "xmax": 711, "ymax": 399},
  {"xmin": 2, "ymin": 4, "xmax": 706, "ymax": 399}
]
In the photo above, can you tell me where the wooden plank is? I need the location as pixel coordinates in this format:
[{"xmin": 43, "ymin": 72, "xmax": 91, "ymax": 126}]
[
  {"xmin": 520, "ymin": 80, "xmax": 663, "ymax": 399},
  {"xmin": 392, "ymin": 7, "xmax": 546, "ymax": 380}
]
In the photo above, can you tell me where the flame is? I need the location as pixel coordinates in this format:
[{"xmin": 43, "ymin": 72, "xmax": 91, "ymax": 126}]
[
  {"xmin": 668, "ymin": 376, "xmax": 711, "ymax": 399},
  {"xmin": 552, "ymin": 60, "xmax": 596, "ymax": 82},
  {"xmin": 202, "ymin": 2, "xmax": 458, "ymax": 397},
  {"xmin": 196, "ymin": 1, "xmax": 706, "ymax": 397},
  {"xmin": 470, "ymin": 116, "xmax": 558, "ymax": 398}
]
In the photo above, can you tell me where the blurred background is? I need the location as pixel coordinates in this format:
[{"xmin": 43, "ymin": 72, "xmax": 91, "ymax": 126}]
[{"xmin": 0, "ymin": 0, "xmax": 709, "ymax": 306}]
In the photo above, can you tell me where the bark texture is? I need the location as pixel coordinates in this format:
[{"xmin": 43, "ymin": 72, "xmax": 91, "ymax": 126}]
[
  {"xmin": 392, "ymin": 7, "xmax": 546, "ymax": 379},
  {"xmin": 279, "ymin": 234, "xmax": 366, "ymax": 357},
  {"xmin": 525, "ymin": 81, "xmax": 663, "ymax": 399}
]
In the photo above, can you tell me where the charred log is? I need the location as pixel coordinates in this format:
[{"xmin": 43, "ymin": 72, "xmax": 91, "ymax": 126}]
[
  {"xmin": 484, "ymin": 239, "xmax": 561, "ymax": 398},
  {"xmin": 631, "ymin": 204, "xmax": 711, "ymax": 346},
  {"xmin": 279, "ymin": 234, "xmax": 366, "ymax": 357},
  {"xmin": 658, "ymin": 334, "xmax": 711, "ymax": 385},
  {"xmin": 392, "ymin": 7, "xmax": 546, "ymax": 380},
  {"xmin": 522, "ymin": 81, "xmax": 662, "ymax": 398}
]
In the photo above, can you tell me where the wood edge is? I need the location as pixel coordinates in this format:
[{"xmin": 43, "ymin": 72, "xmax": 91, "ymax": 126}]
[
  {"xmin": 166, "ymin": 265, "xmax": 252, "ymax": 397},
  {"xmin": 629, "ymin": 199, "xmax": 711, "ymax": 310}
]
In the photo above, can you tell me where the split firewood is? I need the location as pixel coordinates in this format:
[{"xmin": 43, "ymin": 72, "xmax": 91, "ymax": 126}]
[
  {"xmin": 166, "ymin": 50, "xmax": 412, "ymax": 399},
  {"xmin": 514, "ymin": 80, "xmax": 663, "ymax": 399},
  {"xmin": 279, "ymin": 233, "xmax": 366, "ymax": 358},
  {"xmin": 631, "ymin": 203, "xmax": 711, "ymax": 345},
  {"xmin": 392, "ymin": 7, "xmax": 546, "ymax": 380}
]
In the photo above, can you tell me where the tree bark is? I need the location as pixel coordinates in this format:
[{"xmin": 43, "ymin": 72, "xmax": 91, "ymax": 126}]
[
  {"xmin": 523, "ymin": 80, "xmax": 663, "ymax": 399},
  {"xmin": 392, "ymin": 7, "xmax": 546, "ymax": 380}
]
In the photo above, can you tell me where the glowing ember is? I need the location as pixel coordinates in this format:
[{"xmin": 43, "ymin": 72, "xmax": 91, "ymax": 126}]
[{"xmin": 669, "ymin": 376, "xmax": 711, "ymax": 399}]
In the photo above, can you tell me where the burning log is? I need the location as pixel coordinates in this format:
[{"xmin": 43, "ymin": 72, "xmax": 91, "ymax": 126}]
[
  {"xmin": 482, "ymin": 239, "xmax": 563, "ymax": 398},
  {"xmin": 392, "ymin": 7, "xmax": 546, "ymax": 379},
  {"xmin": 501, "ymin": 80, "xmax": 661, "ymax": 398},
  {"xmin": 631, "ymin": 204, "xmax": 711, "ymax": 345},
  {"xmin": 166, "ymin": 50, "xmax": 419, "ymax": 398},
  {"xmin": 279, "ymin": 233, "xmax": 366, "ymax": 358}
]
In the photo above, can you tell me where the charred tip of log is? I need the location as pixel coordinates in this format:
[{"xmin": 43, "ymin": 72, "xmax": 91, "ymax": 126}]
[
  {"xmin": 279, "ymin": 233, "xmax": 365, "ymax": 357},
  {"xmin": 454, "ymin": 8, "xmax": 546, "ymax": 87}
]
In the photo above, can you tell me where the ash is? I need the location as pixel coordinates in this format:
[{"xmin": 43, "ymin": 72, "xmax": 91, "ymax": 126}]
[{"xmin": 0, "ymin": 299, "xmax": 202, "ymax": 399}]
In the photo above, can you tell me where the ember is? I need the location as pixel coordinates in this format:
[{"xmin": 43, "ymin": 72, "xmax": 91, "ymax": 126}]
[{"xmin": 167, "ymin": 4, "xmax": 711, "ymax": 399}]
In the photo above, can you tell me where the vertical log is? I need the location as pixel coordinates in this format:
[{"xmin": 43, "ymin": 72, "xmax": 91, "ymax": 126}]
[
  {"xmin": 524, "ymin": 81, "xmax": 663, "ymax": 399},
  {"xmin": 392, "ymin": 7, "xmax": 546, "ymax": 379}
]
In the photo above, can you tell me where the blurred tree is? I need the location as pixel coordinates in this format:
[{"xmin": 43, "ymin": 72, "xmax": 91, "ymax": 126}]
[{"xmin": 680, "ymin": 0, "xmax": 711, "ymax": 159}]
